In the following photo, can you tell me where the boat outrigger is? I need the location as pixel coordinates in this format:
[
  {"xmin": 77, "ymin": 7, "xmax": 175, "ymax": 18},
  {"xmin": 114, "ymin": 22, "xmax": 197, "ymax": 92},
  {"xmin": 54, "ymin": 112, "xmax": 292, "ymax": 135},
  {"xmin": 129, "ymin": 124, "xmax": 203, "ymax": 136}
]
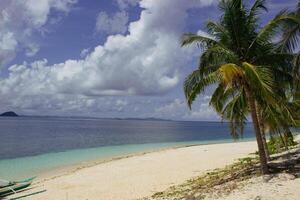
[{"xmin": 0, "ymin": 177, "xmax": 46, "ymax": 199}]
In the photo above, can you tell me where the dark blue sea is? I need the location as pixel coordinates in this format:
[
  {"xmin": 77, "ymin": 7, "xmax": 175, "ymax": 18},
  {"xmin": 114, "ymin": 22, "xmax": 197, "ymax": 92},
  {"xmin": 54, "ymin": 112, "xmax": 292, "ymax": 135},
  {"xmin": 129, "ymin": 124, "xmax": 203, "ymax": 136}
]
[{"xmin": 0, "ymin": 116, "xmax": 255, "ymax": 180}]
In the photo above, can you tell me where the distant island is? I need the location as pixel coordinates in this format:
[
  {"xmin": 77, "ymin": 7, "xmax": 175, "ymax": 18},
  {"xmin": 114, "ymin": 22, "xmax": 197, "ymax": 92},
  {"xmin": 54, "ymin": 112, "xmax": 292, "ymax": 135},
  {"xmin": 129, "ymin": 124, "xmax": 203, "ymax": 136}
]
[{"xmin": 0, "ymin": 111, "xmax": 19, "ymax": 117}]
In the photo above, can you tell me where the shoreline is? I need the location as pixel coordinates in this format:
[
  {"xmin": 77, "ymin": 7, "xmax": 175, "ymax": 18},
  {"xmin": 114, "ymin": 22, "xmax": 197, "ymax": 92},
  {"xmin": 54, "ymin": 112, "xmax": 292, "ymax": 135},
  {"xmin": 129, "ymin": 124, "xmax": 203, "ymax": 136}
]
[
  {"xmin": 6, "ymin": 134, "xmax": 299, "ymax": 200},
  {"xmin": 36, "ymin": 138, "xmax": 255, "ymax": 182},
  {"xmin": 28, "ymin": 140, "xmax": 258, "ymax": 200},
  {"xmin": 0, "ymin": 138, "xmax": 254, "ymax": 181}
]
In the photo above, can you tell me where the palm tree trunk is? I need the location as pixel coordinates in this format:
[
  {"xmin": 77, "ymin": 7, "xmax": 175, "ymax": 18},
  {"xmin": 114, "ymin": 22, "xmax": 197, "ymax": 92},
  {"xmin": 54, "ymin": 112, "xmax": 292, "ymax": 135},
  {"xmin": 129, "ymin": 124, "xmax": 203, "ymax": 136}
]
[
  {"xmin": 255, "ymin": 102, "xmax": 270, "ymax": 161},
  {"xmin": 245, "ymin": 89, "xmax": 269, "ymax": 174},
  {"xmin": 279, "ymin": 132, "xmax": 288, "ymax": 151},
  {"xmin": 260, "ymin": 127, "xmax": 270, "ymax": 161},
  {"xmin": 283, "ymin": 126, "xmax": 291, "ymax": 150}
]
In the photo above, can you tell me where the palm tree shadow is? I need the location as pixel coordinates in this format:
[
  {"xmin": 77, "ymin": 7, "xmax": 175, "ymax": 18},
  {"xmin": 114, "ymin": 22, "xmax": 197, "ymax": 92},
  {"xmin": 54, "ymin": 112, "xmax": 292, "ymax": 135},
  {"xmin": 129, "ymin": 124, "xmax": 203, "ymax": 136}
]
[{"xmin": 268, "ymin": 148, "xmax": 300, "ymax": 177}]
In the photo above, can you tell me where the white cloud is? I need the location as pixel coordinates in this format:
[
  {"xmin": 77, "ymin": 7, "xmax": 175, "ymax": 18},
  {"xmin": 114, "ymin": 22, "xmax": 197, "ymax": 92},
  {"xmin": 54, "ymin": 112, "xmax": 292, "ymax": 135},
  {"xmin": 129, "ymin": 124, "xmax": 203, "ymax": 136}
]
[
  {"xmin": 0, "ymin": 0, "xmax": 217, "ymax": 117},
  {"xmin": 25, "ymin": 44, "xmax": 40, "ymax": 57},
  {"xmin": 116, "ymin": 0, "xmax": 140, "ymax": 9},
  {"xmin": 155, "ymin": 96, "xmax": 218, "ymax": 120},
  {"xmin": 96, "ymin": 11, "xmax": 129, "ymax": 34},
  {"xmin": 0, "ymin": 32, "xmax": 18, "ymax": 51},
  {"xmin": 80, "ymin": 48, "xmax": 90, "ymax": 58},
  {"xmin": 0, "ymin": 0, "xmax": 77, "ymax": 65},
  {"xmin": 155, "ymin": 98, "xmax": 185, "ymax": 114},
  {"xmin": 116, "ymin": 99, "xmax": 128, "ymax": 107},
  {"xmin": 95, "ymin": 0, "xmax": 141, "ymax": 35},
  {"xmin": 187, "ymin": 103, "xmax": 218, "ymax": 120}
]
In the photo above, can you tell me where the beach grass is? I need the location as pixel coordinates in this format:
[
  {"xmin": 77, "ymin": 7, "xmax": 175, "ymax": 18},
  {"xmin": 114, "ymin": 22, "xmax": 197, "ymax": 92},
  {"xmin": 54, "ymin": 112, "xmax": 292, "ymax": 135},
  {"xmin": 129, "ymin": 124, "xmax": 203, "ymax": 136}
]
[{"xmin": 142, "ymin": 156, "xmax": 260, "ymax": 200}]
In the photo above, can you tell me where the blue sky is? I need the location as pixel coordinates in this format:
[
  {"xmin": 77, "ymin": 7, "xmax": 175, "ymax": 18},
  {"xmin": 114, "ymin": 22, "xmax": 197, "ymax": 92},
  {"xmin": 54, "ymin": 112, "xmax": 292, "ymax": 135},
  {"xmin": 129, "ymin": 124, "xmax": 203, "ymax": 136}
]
[{"xmin": 0, "ymin": 0, "xmax": 297, "ymax": 120}]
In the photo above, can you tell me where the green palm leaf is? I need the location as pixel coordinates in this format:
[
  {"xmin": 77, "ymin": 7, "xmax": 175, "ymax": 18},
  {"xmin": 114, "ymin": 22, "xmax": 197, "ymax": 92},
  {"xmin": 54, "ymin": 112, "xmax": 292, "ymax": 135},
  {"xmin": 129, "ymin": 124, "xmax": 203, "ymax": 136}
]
[
  {"xmin": 184, "ymin": 70, "xmax": 219, "ymax": 109},
  {"xmin": 181, "ymin": 33, "xmax": 216, "ymax": 49}
]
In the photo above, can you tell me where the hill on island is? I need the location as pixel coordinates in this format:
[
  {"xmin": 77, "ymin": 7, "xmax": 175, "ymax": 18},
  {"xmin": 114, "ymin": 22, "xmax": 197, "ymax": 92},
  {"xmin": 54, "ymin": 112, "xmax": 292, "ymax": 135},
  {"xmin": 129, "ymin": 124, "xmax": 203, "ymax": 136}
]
[{"xmin": 0, "ymin": 111, "xmax": 19, "ymax": 117}]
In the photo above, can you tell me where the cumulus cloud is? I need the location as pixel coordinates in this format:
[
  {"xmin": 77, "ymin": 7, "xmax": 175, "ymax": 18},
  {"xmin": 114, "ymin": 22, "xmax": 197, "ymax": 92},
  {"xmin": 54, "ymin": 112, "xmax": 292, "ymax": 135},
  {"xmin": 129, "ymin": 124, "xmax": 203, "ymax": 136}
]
[
  {"xmin": 25, "ymin": 44, "xmax": 40, "ymax": 57},
  {"xmin": 116, "ymin": 0, "xmax": 140, "ymax": 10},
  {"xmin": 155, "ymin": 97, "xmax": 218, "ymax": 121},
  {"xmin": 80, "ymin": 48, "xmax": 90, "ymax": 58},
  {"xmin": 96, "ymin": 11, "xmax": 129, "ymax": 34},
  {"xmin": 155, "ymin": 99, "xmax": 185, "ymax": 115},
  {"xmin": 95, "ymin": 0, "xmax": 141, "ymax": 35},
  {"xmin": 0, "ymin": 0, "xmax": 77, "ymax": 65},
  {"xmin": 2, "ymin": 94, "xmax": 126, "ymax": 117},
  {"xmin": 116, "ymin": 99, "xmax": 128, "ymax": 107},
  {"xmin": 0, "ymin": 0, "xmax": 217, "ymax": 116}
]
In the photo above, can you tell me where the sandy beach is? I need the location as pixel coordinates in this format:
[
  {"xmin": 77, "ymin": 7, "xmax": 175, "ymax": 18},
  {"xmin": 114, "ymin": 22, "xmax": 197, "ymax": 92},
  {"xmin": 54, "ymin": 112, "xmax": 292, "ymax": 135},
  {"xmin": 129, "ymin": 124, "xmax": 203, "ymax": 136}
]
[{"xmin": 24, "ymin": 141, "xmax": 258, "ymax": 200}]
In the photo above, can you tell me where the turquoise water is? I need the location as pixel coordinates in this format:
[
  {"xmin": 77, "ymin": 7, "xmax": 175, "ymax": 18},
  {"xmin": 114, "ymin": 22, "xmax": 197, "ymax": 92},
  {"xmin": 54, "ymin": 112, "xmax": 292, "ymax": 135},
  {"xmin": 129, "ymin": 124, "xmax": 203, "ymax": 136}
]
[
  {"xmin": 0, "ymin": 117, "xmax": 257, "ymax": 180},
  {"xmin": 0, "ymin": 116, "xmax": 297, "ymax": 181},
  {"xmin": 0, "ymin": 139, "xmax": 254, "ymax": 180}
]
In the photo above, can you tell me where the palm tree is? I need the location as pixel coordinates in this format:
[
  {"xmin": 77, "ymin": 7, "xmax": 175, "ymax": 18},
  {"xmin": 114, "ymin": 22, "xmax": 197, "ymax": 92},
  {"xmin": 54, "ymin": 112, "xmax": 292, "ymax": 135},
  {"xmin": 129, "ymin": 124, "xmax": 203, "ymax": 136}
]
[
  {"xmin": 182, "ymin": 0, "xmax": 300, "ymax": 174},
  {"xmin": 260, "ymin": 0, "xmax": 300, "ymax": 150}
]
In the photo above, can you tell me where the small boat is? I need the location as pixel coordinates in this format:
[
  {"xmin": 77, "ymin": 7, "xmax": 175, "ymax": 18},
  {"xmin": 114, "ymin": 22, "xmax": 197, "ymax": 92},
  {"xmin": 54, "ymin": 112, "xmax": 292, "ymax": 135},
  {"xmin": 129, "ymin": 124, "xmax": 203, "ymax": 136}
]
[
  {"xmin": 0, "ymin": 179, "xmax": 11, "ymax": 188},
  {"xmin": 0, "ymin": 177, "xmax": 35, "ymax": 197}
]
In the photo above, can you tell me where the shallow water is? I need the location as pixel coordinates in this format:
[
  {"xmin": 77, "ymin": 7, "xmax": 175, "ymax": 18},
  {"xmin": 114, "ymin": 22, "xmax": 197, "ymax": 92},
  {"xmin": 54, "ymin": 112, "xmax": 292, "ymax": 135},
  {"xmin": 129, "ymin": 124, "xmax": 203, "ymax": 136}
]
[{"xmin": 0, "ymin": 117, "xmax": 255, "ymax": 180}]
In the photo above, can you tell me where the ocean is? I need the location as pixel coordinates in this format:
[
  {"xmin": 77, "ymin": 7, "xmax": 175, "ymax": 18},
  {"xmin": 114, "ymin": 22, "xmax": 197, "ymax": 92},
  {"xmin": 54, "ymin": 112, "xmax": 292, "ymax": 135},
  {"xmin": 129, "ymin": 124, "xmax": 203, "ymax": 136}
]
[{"xmin": 0, "ymin": 116, "xmax": 255, "ymax": 180}]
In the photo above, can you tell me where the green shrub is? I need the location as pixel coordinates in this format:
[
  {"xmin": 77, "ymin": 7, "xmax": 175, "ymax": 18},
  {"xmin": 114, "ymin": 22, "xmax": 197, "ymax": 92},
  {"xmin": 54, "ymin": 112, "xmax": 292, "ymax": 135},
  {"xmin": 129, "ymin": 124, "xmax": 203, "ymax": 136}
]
[{"xmin": 267, "ymin": 133, "xmax": 298, "ymax": 154}]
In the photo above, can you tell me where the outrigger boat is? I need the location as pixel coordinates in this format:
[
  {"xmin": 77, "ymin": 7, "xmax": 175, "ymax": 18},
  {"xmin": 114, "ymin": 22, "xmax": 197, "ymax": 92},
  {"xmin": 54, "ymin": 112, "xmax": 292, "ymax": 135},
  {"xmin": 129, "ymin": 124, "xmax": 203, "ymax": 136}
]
[
  {"xmin": 0, "ymin": 177, "xmax": 35, "ymax": 197},
  {"xmin": 0, "ymin": 177, "xmax": 46, "ymax": 199}
]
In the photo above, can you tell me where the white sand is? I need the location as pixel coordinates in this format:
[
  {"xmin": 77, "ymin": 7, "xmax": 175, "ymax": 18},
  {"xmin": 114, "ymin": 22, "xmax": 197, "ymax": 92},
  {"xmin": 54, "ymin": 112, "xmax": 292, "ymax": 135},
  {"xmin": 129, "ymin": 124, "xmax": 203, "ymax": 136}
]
[
  {"xmin": 209, "ymin": 173, "xmax": 300, "ymax": 200},
  {"xmin": 207, "ymin": 134, "xmax": 300, "ymax": 200},
  {"xmin": 25, "ymin": 141, "xmax": 257, "ymax": 200}
]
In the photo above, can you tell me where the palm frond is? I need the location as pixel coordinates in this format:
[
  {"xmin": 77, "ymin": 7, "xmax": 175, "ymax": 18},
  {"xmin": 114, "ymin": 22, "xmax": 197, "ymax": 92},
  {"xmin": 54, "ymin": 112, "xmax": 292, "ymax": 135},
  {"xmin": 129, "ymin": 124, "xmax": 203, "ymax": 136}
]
[
  {"xmin": 278, "ymin": 11, "xmax": 300, "ymax": 52},
  {"xmin": 184, "ymin": 70, "xmax": 219, "ymax": 109},
  {"xmin": 249, "ymin": 0, "xmax": 267, "ymax": 16},
  {"xmin": 206, "ymin": 21, "xmax": 229, "ymax": 43},
  {"xmin": 221, "ymin": 89, "xmax": 247, "ymax": 138},
  {"xmin": 248, "ymin": 0, "xmax": 267, "ymax": 26},
  {"xmin": 218, "ymin": 63, "xmax": 244, "ymax": 86},
  {"xmin": 256, "ymin": 12, "xmax": 299, "ymax": 43},
  {"xmin": 199, "ymin": 45, "xmax": 239, "ymax": 76},
  {"xmin": 294, "ymin": 53, "xmax": 300, "ymax": 77},
  {"xmin": 242, "ymin": 62, "xmax": 276, "ymax": 104},
  {"xmin": 181, "ymin": 33, "xmax": 216, "ymax": 48},
  {"xmin": 210, "ymin": 84, "xmax": 236, "ymax": 114},
  {"xmin": 220, "ymin": 0, "xmax": 255, "ymax": 57}
]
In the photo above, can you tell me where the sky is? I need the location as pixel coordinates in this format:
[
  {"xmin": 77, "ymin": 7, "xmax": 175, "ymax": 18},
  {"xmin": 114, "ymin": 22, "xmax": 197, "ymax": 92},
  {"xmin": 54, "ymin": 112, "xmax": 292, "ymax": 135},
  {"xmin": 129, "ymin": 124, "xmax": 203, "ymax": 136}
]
[{"xmin": 0, "ymin": 0, "xmax": 297, "ymax": 121}]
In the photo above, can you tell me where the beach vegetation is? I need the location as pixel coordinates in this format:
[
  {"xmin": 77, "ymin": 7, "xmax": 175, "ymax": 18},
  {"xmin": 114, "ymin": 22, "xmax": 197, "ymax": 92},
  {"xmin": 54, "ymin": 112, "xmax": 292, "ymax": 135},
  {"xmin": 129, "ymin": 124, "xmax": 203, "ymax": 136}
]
[
  {"xmin": 267, "ymin": 134, "xmax": 298, "ymax": 154},
  {"xmin": 145, "ymin": 147, "xmax": 300, "ymax": 200},
  {"xmin": 144, "ymin": 155, "xmax": 260, "ymax": 200}
]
